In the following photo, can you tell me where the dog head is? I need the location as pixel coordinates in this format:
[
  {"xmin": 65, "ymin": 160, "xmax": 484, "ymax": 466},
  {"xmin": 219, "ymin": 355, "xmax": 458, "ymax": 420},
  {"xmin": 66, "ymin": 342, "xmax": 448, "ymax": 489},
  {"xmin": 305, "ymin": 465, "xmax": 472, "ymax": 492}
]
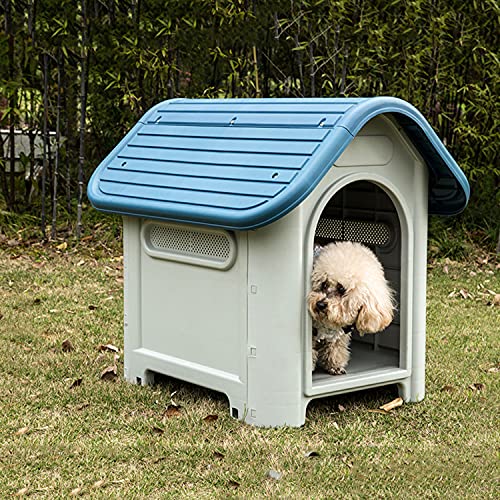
[{"xmin": 307, "ymin": 241, "xmax": 395, "ymax": 334}]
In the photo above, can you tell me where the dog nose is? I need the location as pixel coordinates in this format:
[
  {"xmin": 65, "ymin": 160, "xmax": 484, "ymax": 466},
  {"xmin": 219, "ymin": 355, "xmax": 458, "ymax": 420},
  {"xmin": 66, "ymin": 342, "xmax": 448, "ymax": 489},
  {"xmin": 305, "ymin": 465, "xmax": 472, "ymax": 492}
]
[{"xmin": 316, "ymin": 300, "xmax": 327, "ymax": 312}]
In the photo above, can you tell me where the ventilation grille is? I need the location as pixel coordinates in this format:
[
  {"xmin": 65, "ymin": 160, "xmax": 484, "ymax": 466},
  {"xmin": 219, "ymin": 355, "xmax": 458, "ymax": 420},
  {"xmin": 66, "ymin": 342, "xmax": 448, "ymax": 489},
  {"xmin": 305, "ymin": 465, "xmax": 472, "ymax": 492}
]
[
  {"xmin": 144, "ymin": 222, "xmax": 236, "ymax": 269},
  {"xmin": 315, "ymin": 218, "xmax": 391, "ymax": 246}
]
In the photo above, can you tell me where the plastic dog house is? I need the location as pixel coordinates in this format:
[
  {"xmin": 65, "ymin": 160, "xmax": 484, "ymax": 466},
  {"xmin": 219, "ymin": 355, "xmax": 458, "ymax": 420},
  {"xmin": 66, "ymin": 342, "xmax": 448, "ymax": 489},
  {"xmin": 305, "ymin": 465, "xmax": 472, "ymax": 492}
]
[{"xmin": 88, "ymin": 97, "xmax": 469, "ymax": 427}]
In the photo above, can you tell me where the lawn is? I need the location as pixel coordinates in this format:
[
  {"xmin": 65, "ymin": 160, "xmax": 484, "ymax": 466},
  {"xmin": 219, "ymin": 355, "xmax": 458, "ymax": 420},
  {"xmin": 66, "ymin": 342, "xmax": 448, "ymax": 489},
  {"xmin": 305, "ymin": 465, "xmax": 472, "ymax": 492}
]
[{"xmin": 0, "ymin": 242, "xmax": 498, "ymax": 498}]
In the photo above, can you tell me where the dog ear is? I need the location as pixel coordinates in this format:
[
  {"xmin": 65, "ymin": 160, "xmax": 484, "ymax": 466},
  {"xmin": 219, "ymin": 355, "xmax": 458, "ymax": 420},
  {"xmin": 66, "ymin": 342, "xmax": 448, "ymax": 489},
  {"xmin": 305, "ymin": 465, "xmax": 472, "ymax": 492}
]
[{"xmin": 355, "ymin": 287, "xmax": 394, "ymax": 334}]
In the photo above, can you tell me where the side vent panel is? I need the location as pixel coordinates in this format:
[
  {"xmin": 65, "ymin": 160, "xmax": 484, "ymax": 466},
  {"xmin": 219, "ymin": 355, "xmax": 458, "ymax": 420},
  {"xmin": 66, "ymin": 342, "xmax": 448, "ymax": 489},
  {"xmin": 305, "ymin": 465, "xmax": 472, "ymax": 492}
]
[{"xmin": 142, "ymin": 221, "xmax": 237, "ymax": 270}]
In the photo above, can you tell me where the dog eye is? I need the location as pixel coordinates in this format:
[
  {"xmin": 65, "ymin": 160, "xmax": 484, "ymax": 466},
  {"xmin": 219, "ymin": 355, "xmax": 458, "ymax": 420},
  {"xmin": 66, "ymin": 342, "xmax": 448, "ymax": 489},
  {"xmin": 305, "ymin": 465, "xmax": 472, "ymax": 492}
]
[
  {"xmin": 321, "ymin": 281, "xmax": 329, "ymax": 292},
  {"xmin": 336, "ymin": 283, "xmax": 346, "ymax": 296}
]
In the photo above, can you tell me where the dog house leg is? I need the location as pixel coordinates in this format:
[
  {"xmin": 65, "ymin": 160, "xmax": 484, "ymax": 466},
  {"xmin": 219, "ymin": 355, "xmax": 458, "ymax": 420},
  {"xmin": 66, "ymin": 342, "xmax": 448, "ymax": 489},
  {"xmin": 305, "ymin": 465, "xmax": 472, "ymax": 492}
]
[{"xmin": 133, "ymin": 370, "xmax": 155, "ymax": 386}]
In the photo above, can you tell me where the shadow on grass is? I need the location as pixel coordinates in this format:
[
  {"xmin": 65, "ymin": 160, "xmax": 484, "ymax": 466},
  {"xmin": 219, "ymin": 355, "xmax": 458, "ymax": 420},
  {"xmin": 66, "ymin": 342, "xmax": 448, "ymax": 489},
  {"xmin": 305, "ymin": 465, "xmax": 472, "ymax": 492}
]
[{"xmin": 150, "ymin": 371, "xmax": 400, "ymax": 425}]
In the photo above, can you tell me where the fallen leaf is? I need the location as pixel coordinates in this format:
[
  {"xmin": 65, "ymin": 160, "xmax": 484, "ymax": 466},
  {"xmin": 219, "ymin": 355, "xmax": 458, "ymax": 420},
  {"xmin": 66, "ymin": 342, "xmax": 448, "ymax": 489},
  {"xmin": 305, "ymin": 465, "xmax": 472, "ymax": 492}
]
[
  {"xmin": 213, "ymin": 451, "xmax": 225, "ymax": 460},
  {"xmin": 164, "ymin": 405, "xmax": 182, "ymax": 418},
  {"xmin": 468, "ymin": 383, "xmax": 485, "ymax": 391},
  {"xmin": 15, "ymin": 427, "xmax": 29, "ymax": 436},
  {"xmin": 440, "ymin": 384, "xmax": 456, "ymax": 392},
  {"xmin": 56, "ymin": 242, "xmax": 67, "ymax": 251},
  {"xmin": 169, "ymin": 390, "xmax": 178, "ymax": 404},
  {"xmin": 69, "ymin": 487, "xmax": 82, "ymax": 496},
  {"xmin": 305, "ymin": 450, "xmax": 320, "ymax": 458},
  {"xmin": 331, "ymin": 421, "xmax": 340, "ymax": 429},
  {"xmin": 367, "ymin": 409, "xmax": 389, "ymax": 415},
  {"xmin": 98, "ymin": 344, "xmax": 119, "ymax": 353},
  {"xmin": 70, "ymin": 378, "xmax": 83, "ymax": 389},
  {"xmin": 267, "ymin": 469, "xmax": 282, "ymax": 480},
  {"xmin": 100, "ymin": 365, "xmax": 117, "ymax": 381},
  {"xmin": 337, "ymin": 404, "xmax": 346, "ymax": 412},
  {"xmin": 493, "ymin": 294, "xmax": 500, "ymax": 306},
  {"xmin": 443, "ymin": 265, "xmax": 449, "ymax": 274},
  {"xmin": 341, "ymin": 456, "xmax": 353, "ymax": 468},
  {"xmin": 379, "ymin": 397, "xmax": 403, "ymax": 412},
  {"xmin": 152, "ymin": 426, "xmax": 164, "ymax": 435},
  {"xmin": 228, "ymin": 480, "xmax": 240, "ymax": 489},
  {"xmin": 14, "ymin": 487, "xmax": 29, "ymax": 496},
  {"xmin": 62, "ymin": 339, "xmax": 74, "ymax": 352},
  {"xmin": 486, "ymin": 365, "xmax": 499, "ymax": 373},
  {"xmin": 203, "ymin": 414, "xmax": 218, "ymax": 423},
  {"xmin": 459, "ymin": 289, "xmax": 470, "ymax": 299},
  {"xmin": 77, "ymin": 260, "xmax": 85, "ymax": 267},
  {"xmin": 92, "ymin": 480, "xmax": 105, "ymax": 489}
]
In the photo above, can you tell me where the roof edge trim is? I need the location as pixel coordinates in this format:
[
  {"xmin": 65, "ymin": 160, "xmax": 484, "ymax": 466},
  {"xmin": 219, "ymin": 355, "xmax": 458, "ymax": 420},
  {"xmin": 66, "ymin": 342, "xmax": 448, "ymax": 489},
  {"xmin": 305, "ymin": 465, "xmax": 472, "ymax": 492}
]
[{"xmin": 337, "ymin": 97, "xmax": 470, "ymax": 214}]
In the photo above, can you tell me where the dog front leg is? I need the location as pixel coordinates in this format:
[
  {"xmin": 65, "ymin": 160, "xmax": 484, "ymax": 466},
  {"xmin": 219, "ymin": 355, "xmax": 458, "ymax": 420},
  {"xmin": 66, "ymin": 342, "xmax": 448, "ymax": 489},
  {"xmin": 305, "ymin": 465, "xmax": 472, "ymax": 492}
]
[{"xmin": 317, "ymin": 335, "xmax": 351, "ymax": 375}]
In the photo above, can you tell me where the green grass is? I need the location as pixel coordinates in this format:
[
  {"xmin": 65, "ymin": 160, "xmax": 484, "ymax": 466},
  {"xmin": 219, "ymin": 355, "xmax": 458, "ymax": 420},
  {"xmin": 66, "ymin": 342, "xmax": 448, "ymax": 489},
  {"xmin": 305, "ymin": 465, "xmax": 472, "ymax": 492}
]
[{"xmin": 0, "ymin": 246, "xmax": 498, "ymax": 498}]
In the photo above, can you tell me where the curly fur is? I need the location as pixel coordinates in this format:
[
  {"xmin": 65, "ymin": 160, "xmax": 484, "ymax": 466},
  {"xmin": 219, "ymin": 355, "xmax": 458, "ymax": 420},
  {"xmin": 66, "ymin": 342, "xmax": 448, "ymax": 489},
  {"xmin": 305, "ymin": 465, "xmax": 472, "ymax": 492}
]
[{"xmin": 308, "ymin": 241, "xmax": 395, "ymax": 375}]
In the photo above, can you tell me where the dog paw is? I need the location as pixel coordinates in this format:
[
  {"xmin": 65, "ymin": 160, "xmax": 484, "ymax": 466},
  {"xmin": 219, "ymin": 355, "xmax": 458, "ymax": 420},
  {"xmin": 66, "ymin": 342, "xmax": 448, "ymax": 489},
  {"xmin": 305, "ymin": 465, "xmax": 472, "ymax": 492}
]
[{"xmin": 327, "ymin": 367, "xmax": 346, "ymax": 376}]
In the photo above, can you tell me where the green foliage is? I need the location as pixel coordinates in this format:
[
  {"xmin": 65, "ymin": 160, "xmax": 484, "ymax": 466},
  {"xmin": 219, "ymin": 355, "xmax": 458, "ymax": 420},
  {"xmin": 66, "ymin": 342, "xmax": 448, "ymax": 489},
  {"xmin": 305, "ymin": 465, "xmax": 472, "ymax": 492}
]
[{"xmin": 0, "ymin": 0, "xmax": 498, "ymax": 247}]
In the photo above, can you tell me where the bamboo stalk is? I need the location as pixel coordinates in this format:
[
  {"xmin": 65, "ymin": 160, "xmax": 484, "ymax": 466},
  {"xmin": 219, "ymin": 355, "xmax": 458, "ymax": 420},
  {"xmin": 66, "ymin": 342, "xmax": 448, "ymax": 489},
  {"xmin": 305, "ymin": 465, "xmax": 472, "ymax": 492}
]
[
  {"xmin": 6, "ymin": 0, "xmax": 15, "ymax": 209},
  {"xmin": 340, "ymin": 45, "xmax": 349, "ymax": 95},
  {"xmin": 26, "ymin": 98, "xmax": 35, "ymax": 205},
  {"xmin": 308, "ymin": 31, "xmax": 315, "ymax": 97},
  {"xmin": 51, "ymin": 50, "xmax": 62, "ymax": 240},
  {"xmin": 41, "ymin": 52, "xmax": 49, "ymax": 238},
  {"xmin": 27, "ymin": 0, "xmax": 38, "ymax": 207},
  {"xmin": 252, "ymin": 45, "xmax": 260, "ymax": 97},
  {"xmin": 61, "ymin": 57, "xmax": 71, "ymax": 213},
  {"xmin": 76, "ymin": 0, "xmax": 89, "ymax": 239},
  {"xmin": 0, "ymin": 135, "xmax": 7, "ymax": 203}
]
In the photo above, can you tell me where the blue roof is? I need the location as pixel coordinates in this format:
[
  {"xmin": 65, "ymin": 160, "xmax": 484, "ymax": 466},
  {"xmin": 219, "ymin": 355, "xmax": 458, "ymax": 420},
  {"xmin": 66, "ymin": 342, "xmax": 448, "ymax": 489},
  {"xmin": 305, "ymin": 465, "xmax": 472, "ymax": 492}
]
[{"xmin": 87, "ymin": 97, "xmax": 469, "ymax": 230}]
